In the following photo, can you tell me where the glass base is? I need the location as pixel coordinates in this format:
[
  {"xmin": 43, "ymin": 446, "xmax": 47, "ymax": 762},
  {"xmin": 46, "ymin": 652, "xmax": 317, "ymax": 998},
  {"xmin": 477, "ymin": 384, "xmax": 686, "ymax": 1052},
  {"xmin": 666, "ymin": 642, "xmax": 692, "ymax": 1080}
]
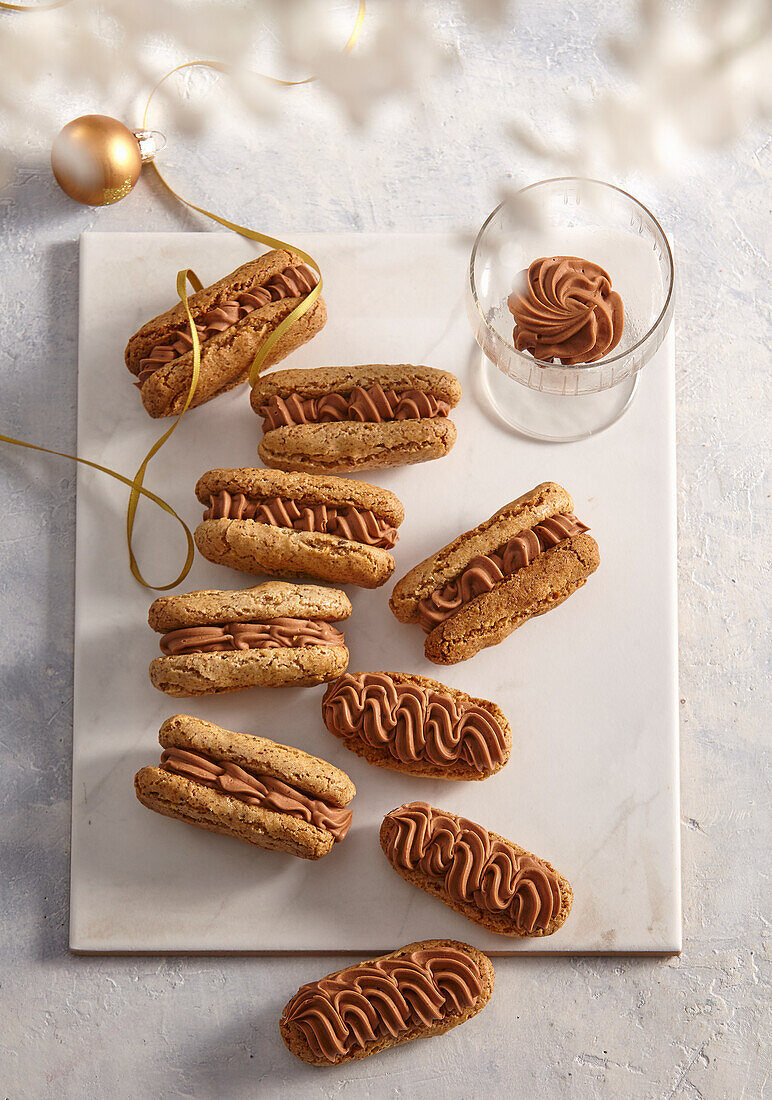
[{"xmin": 480, "ymin": 354, "xmax": 639, "ymax": 442}]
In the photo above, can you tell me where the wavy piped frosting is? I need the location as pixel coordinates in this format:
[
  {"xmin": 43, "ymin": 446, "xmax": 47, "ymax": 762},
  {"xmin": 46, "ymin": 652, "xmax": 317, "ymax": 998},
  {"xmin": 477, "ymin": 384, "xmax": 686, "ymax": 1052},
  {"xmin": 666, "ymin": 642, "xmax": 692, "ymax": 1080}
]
[
  {"xmin": 259, "ymin": 384, "xmax": 451, "ymax": 430},
  {"xmin": 323, "ymin": 673, "xmax": 507, "ymax": 772},
  {"xmin": 159, "ymin": 617, "xmax": 345, "ymax": 656},
  {"xmin": 383, "ymin": 802, "xmax": 560, "ymax": 933},
  {"xmin": 160, "ymin": 746, "xmax": 352, "ymax": 841},
  {"xmin": 204, "ymin": 491, "xmax": 399, "ymax": 549},
  {"xmin": 283, "ymin": 947, "xmax": 481, "ymax": 1061},
  {"xmin": 507, "ymin": 256, "xmax": 624, "ymax": 365},
  {"xmin": 417, "ymin": 513, "xmax": 589, "ymax": 631},
  {"xmin": 138, "ymin": 264, "xmax": 318, "ymax": 383}
]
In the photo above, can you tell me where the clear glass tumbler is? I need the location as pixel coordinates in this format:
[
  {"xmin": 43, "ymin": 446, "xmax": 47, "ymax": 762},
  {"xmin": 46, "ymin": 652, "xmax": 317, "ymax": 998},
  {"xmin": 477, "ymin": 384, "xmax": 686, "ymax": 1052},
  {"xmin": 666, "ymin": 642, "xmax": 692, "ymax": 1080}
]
[{"xmin": 468, "ymin": 177, "xmax": 675, "ymax": 442}]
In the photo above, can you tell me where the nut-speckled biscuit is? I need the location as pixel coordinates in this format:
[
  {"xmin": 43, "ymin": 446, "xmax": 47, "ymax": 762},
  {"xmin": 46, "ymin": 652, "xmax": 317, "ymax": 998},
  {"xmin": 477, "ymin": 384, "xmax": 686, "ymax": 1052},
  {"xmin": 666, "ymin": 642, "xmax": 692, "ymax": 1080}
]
[
  {"xmin": 194, "ymin": 468, "xmax": 405, "ymax": 589},
  {"xmin": 390, "ymin": 482, "xmax": 600, "ymax": 663},
  {"xmin": 380, "ymin": 803, "xmax": 573, "ymax": 937},
  {"xmin": 148, "ymin": 581, "xmax": 351, "ymax": 696},
  {"xmin": 126, "ymin": 250, "xmax": 326, "ymax": 418},
  {"xmin": 321, "ymin": 671, "xmax": 512, "ymax": 780},
  {"xmin": 134, "ymin": 714, "xmax": 355, "ymax": 859},
  {"xmin": 250, "ymin": 364, "xmax": 461, "ymax": 473},
  {"xmin": 280, "ymin": 939, "xmax": 494, "ymax": 1065}
]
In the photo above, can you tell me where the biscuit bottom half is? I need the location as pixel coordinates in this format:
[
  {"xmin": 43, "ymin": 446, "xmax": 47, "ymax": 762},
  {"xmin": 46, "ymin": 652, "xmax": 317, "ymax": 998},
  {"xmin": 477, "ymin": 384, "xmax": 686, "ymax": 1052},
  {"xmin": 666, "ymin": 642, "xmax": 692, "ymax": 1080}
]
[{"xmin": 149, "ymin": 646, "xmax": 350, "ymax": 696}]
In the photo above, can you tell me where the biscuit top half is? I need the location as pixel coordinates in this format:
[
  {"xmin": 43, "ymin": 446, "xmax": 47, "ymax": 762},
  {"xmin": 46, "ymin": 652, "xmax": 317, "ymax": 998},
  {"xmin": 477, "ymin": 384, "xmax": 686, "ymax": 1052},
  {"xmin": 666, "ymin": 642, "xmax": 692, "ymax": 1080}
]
[
  {"xmin": 148, "ymin": 581, "xmax": 352, "ymax": 633},
  {"xmin": 195, "ymin": 468, "xmax": 405, "ymax": 527},
  {"xmin": 391, "ymin": 481, "xmax": 576, "ymax": 611},
  {"xmin": 250, "ymin": 364, "xmax": 461, "ymax": 413},
  {"xmin": 157, "ymin": 714, "xmax": 356, "ymax": 806}
]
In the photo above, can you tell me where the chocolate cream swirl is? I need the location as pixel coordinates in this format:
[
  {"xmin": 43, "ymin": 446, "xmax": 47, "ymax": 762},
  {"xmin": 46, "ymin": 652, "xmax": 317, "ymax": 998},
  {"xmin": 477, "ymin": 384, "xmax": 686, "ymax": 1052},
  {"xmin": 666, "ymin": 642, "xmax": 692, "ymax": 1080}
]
[
  {"xmin": 160, "ymin": 746, "xmax": 352, "ymax": 841},
  {"xmin": 417, "ymin": 513, "xmax": 589, "ymax": 631},
  {"xmin": 507, "ymin": 256, "xmax": 624, "ymax": 365},
  {"xmin": 323, "ymin": 673, "xmax": 507, "ymax": 772},
  {"xmin": 259, "ymin": 384, "xmax": 450, "ymax": 430},
  {"xmin": 138, "ymin": 264, "xmax": 318, "ymax": 383},
  {"xmin": 204, "ymin": 491, "xmax": 398, "ymax": 549},
  {"xmin": 159, "ymin": 617, "xmax": 345, "ymax": 656},
  {"xmin": 383, "ymin": 802, "xmax": 560, "ymax": 934},
  {"xmin": 283, "ymin": 947, "xmax": 481, "ymax": 1061}
]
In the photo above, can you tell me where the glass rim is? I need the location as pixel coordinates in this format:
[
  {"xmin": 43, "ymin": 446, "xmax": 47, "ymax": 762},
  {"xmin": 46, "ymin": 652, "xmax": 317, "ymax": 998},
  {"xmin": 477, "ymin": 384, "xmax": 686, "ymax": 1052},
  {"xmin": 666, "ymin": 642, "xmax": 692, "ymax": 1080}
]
[{"xmin": 469, "ymin": 176, "xmax": 675, "ymax": 373}]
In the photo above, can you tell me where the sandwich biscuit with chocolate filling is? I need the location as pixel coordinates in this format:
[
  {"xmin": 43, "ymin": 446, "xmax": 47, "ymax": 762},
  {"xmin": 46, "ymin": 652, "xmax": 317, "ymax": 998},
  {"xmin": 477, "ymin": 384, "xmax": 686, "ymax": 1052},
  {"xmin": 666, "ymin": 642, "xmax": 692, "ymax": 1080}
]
[
  {"xmin": 250, "ymin": 364, "xmax": 461, "ymax": 473},
  {"xmin": 134, "ymin": 714, "xmax": 355, "ymax": 859},
  {"xmin": 148, "ymin": 581, "xmax": 351, "ymax": 696},
  {"xmin": 126, "ymin": 250, "xmax": 326, "ymax": 418},
  {"xmin": 390, "ymin": 481, "xmax": 599, "ymax": 663},
  {"xmin": 194, "ymin": 468, "xmax": 404, "ymax": 589}
]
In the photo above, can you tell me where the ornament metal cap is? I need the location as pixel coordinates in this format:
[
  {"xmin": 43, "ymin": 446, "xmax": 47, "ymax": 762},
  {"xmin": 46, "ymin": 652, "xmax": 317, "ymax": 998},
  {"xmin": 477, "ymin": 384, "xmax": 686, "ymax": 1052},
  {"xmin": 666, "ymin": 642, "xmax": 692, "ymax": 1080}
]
[{"xmin": 133, "ymin": 129, "xmax": 167, "ymax": 163}]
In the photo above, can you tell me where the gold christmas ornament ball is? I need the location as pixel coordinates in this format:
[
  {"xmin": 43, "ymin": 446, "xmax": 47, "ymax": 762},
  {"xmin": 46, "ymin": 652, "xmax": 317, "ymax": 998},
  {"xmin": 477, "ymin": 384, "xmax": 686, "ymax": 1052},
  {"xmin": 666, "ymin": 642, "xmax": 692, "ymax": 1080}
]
[{"xmin": 51, "ymin": 115, "xmax": 143, "ymax": 206}]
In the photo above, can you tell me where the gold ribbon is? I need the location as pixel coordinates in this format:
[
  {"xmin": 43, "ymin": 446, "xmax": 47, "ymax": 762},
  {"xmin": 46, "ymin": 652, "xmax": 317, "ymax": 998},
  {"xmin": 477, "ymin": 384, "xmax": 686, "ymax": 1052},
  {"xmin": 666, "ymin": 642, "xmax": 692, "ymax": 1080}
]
[
  {"xmin": 0, "ymin": 0, "xmax": 70, "ymax": 9},
  {"xmin": 0, "ymin": 2, "xmax": 365, "ymax": 590}
]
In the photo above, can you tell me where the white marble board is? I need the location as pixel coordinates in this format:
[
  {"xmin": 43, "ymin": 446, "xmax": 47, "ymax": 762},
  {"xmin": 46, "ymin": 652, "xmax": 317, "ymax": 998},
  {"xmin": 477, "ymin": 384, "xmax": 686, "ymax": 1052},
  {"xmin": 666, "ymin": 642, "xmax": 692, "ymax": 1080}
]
[{"xmin": 70, "ymin": 231, "xmax": 680, "ymax": 955}]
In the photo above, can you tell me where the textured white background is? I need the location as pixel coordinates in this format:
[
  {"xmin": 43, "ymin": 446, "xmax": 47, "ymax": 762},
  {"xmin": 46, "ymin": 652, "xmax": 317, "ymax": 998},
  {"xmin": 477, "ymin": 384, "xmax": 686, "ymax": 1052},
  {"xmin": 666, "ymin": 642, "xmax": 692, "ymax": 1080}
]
[{"xmin": 0, "ymin": 2, "xmax": 769, "ymax": 1097}]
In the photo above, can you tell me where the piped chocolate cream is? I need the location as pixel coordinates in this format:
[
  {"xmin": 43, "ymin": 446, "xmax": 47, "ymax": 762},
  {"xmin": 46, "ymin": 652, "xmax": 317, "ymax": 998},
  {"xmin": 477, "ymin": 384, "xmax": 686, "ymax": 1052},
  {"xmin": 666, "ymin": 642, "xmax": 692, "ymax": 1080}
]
[
  {"xmin": 204, "ymin": 491, "xmax": 399, "ymax": 550},
  {"xmin": 383, "ymin": 802, "xmax": 560, "ymax": 934},
  {"xmin": 138, "ymin": 264, "xmax": 318, "ymax": 384},
  {"xmin": 282, "ymin": 946, "xmax": 482, "ymax": 1061},
  {"xmin": 323, "ymin": 673, "xmax": 507, "ymax": 772},
  {"xmin": 507, "ymin": 256, "xmax": 624, "ymax": 365},
  {"xmin": 259, "ymin": 384, "xmax": 450, "ymax": 430},
  {"xmin": 160, "ymin": 746, "xmax": 352, "ymax": 841},
  {"xmin": 417, "ymin": 513, "xmax": 589, "ymax": 631},
  {"xmin": 159, "ymin": 617, "xmax": 345, "ymax": 656}
]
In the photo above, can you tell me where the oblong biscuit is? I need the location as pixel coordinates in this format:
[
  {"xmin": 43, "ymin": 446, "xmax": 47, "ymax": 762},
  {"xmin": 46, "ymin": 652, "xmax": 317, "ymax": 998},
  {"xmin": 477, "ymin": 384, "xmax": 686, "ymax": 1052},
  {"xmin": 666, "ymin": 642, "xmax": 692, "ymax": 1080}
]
[
  {"xmin": 279, "ymin": 938, "xmax": 494, "ymax": 1065},
  {"xmin": 258, "ymin": 419, "xmax": 457, "ymax": 474},
  {"xmin": 195, "ymin": 519, "xmax": 395, "ymax": 589},
  {"xmin": 194, "ymin": 468, "xmax": 405, "ymax": 527},
  {"xmin": 250, "ymin": 363, "xmax": 462, "ymax": 411},
  {"xmin": 149, "ymin": 646, "xmax": 350, "ymax": 697},
  {"xmin": 321, "ymin": 671, "xmax": 512, "ymax": 780},
  {"xmin": 138, "ymin": 297, "xmax": 326, "ymax": 418},
  {"xmin": 390, "ymin": 482, "xmax": 574, "ymax": 620},
  {"xmin": 134, "ymin": 767, "xmax": 335, "ymax": 860},
  {"xmin": 159, "ymin": 714, "xmax": 355, "ymax": 806},
  {"xmin": 127, "ymin": 250, "xmax": 305, "ymax": 370},
  {"xmin": 379, "ymin": 809, "xmax": 573, "ymax": 937},
  {"xmin": 423, "ymin": 532, "xmax": 600, "ymax": 664},
  {"xmin": 148, "ymin": 581, "xmax": 352, "ymax": 633}
]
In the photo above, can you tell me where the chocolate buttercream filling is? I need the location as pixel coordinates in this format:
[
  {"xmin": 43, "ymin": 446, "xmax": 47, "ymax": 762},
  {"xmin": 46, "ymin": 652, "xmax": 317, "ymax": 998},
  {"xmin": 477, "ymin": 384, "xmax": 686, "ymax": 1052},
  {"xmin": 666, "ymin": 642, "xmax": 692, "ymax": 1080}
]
[
  {"xmin": 383, "ymin": 802, "xmax": 560, "ymax": 933},
  {"xmin": 204, "ymin": 491, "xmax": 399, "ymax": 550},
  {"xmin": 283, "ymin": 946, "xmax": 482, "ymax": 1061},
  {"xmin": 508, "ymin": 256, "xmax": 624, "ymax": 365},
  {"xmin": 259, "ymin": 384, "xmax": 451, "ymax": 431},
  {"xmin": 160, "ymin": 746, "xmax": 352, "ymax": 841},
  {"xmin": 323, "ymin": 672, "xmax": 507, "ymax": 772},
  {"xmin": 138, "ymin": 263, "xmax": 318, "ymax": 384},
  {"xmin": 416, "ymin": 512, "xmax": 589, "ymax": 631},
  {"xmin": 159, "ymin": 617, "xmax": 345, "ymax": 656}
]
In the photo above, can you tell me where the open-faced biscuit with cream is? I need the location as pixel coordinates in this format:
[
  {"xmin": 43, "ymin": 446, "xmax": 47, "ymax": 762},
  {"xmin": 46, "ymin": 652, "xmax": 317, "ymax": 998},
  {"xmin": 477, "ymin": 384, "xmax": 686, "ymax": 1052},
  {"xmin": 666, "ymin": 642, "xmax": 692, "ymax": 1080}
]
[
  {"xmin": 147, "ymin": 581, "xmax": 351, "ymax": 697},
  {"xmin": 321, "ymin": 671, "xmax": 511, "ymax": 780},
  {"xmin": 250, "ymin": 364, "xmax": 461, "ymax": 473},
  {"xmin": 280, "ymin": 938, "xmax": 494, "ymax": 1065},
  {"xmin": 390, "ymin": 481, "xmax": 599, "ymax": 664},
  {"xmin": 194, "ymin": 468, "xmax": 405, "ymax": 589},
  {"xmin": 134, "ymin": 714, "xmax": 355, "ymax": 859},
  {"xmin": 126, "ymin": 250, "xmax": 326, "ymax": 418},
  {"xmin": 380, "ymin": 802, "xmax": 573, "ymax": 937}
]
